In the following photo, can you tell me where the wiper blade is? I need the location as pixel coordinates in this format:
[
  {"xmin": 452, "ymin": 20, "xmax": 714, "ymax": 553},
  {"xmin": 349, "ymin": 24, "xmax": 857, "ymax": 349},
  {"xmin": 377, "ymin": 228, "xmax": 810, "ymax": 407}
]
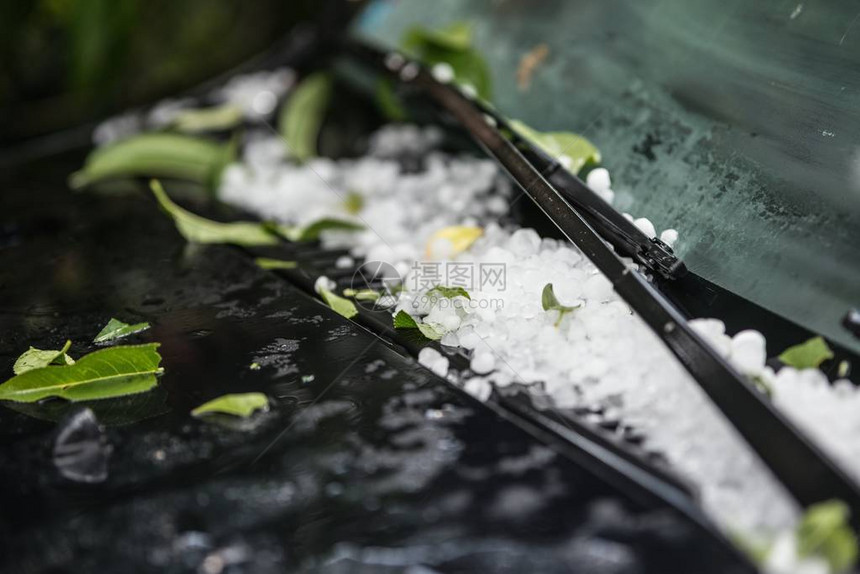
[
  {"xmin": 485, "ymin": 106, "xmax": 686, "ymax": 280},
  {"xmin": 345, "ymin": 39, "xmax": 860, "ymax": 527}
]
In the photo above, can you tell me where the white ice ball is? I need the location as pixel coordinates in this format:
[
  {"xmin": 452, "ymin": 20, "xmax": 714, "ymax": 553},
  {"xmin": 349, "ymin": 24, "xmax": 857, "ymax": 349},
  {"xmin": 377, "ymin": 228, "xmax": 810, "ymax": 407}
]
[
  {"xmin": 730, "ymin": 330, "xmax": 767, "ymax": 376},
  {"xmin": 431, "ymin": 62, "xmax": 455, "ymax": 83},
  {"xmin": 690, "ymin": 318, "xmax": 732, "ymax": 357},
  {"xmin": 464, "ymin": 377, "xmax": 492, "ymax": 401},
  {"xmin": 458, "ymin": 330, "xmax": 482, "ymax": 349},
  {"xmin": 596, "ymin": 188, "xmax": 615, "ymax": 205},
  {"xmin": 431, "ymin": 356, "xmax": 450, "ymax": 377},
  {"xmin": 471, "ymin": 352, "xmax": 496, "ymax": 374},
  {"xmin": 314, "ymin": 275, "xmax": 336, "ymax": 294},
  {"xmin": 507, "ymin": 228, "xmax": 542, "ymax": 257},
  {"xmin": 418, "ymin": 347, "xmax": 442, "ymax": 368},
  {"xmin": 660, "ymin": 229, "xmax": 679, "ymax": 248},
  {"xmin": 633, "ymin": 217, "xmax": 656, "ymax": 239},
  {"xmin": 586, "ymin": 167, "xmax": 612, "ymax": 192}
]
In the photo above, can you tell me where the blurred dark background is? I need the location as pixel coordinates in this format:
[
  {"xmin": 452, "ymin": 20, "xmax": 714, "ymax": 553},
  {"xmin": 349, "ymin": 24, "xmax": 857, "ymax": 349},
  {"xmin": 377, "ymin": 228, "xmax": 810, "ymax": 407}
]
[{"xmin": 0, "ymin": 0, "xmax": 353, "ymax": 144}]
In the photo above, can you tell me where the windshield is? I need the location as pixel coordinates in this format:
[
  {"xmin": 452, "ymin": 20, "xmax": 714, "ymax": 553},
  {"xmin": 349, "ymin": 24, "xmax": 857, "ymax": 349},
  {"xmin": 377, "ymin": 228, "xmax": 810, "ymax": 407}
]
[{"xmin": 353, "ymin": 0, "xmax": 860, "ymax": 353}]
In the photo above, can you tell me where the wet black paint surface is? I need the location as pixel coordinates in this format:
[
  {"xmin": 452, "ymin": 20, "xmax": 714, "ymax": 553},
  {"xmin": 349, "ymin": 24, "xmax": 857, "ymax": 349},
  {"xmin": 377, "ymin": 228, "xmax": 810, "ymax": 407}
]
[{"xmin": 0, "ymin": 153, "xmax": 752, "ymax": 573}]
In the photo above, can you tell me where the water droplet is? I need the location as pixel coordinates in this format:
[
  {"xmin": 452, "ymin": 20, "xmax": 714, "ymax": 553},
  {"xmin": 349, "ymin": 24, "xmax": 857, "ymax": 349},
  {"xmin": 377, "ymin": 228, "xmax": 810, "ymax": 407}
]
[
  {"xmin": 399, "ymin": 63, "xmax": 419, "ymax": 81},
  {"xmin": 384, "ymin": 52, "xmax": 405, "ymax": 71},
  {"xmin": 424, "ymin": 408, "xmax": 445, "ymax": 420},
  {"xmin": 189, "ymin": 329, "xmax": 213, "ymax": 338}
]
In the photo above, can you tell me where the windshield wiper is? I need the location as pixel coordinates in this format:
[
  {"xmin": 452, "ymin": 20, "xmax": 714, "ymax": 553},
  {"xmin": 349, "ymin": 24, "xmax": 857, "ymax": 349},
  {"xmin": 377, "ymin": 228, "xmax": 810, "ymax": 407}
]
[
  {"xmin": 483, "ymin": 105, "xmax": 686, "ymax": 280},
  {"xmin": 345, "ymin": 39, "xmax": 860, "ymax": 527}
]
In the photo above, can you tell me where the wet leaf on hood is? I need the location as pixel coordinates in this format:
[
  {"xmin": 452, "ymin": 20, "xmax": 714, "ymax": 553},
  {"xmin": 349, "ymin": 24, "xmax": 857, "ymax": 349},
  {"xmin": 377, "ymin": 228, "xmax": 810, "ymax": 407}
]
[
  {"xmin": 343, "ymin": 288, "xmax": 381, "ymax": 302},
  {"xmin": 69, "ymin": 132, "xmax": 235, "ymax": 190},
  {"xmin": 778, "ymin": 336, "xmax": 834, "ymax": 370},
  {"xmin": 191, "ymin": 392, "xmax": 269, "ymax": 418},
  {"xmin": 13, "ymin": 340, "xmax": 75, "ymax": 375},
  {"xmin": 93, "ymin": 318, "xmax": 150, "ymax": 343},
  {"xmin": 278, "ymin": 71, "xmax": 333, "ymax": 162},
  {"xmin": 393, "ymin": 310, "xmax": 443, "ymax": 340},
  {"xmin": 0, "ymin": 344, "xmax": 163, "ymax": 403},
  {"xmin": 317, "ymin": 286, "xmax": 358, "ymax": 319},
  {"xmin": 254, "ymin": 258, "xmax": 297, "ymax": 270},
  {"xmin": 171, "ymin": 104, "xmax": 243, "ymax": 133},
  {"xmin": 151, "ymin": 180, "xmax": 280, "ymax": 246},
  {"xmin": 427, "ymin": 285, "xmax": 471, "ymax": 300},
  {"xmin": 394, "ymin": 310, "xmax": 419, "ymax": 329},
  {"xmin": 273, "ymin": 217, "xmax": 364, "ymax": 242}
]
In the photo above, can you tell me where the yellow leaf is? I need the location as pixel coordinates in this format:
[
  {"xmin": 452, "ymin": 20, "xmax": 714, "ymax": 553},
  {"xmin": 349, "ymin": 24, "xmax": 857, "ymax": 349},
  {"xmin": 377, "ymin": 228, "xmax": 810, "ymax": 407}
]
[{"xmin": 425, "ymin": 226, "xmax": 483, "ymax": 259}]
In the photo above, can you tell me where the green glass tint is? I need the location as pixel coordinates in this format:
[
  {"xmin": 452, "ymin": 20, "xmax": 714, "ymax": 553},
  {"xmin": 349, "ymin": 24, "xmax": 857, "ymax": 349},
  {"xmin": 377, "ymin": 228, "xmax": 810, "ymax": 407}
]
[{"xmin": 354, "ymin": 0, "xmax": 860, "ymax": 352}]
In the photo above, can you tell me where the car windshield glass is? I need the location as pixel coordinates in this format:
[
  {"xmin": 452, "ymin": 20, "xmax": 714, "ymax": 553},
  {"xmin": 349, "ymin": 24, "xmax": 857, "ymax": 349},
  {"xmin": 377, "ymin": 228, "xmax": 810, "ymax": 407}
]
[{"xmin": 353, "ymin": 0, "xmax": 860, "ymax": 352}]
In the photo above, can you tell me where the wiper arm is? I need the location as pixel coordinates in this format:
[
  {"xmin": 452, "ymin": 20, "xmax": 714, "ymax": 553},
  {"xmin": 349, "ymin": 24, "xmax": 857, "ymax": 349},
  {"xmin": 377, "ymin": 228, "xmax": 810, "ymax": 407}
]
[{"xmin": 481, "ymin": 104, "xmax": 686, "ymax": 280}]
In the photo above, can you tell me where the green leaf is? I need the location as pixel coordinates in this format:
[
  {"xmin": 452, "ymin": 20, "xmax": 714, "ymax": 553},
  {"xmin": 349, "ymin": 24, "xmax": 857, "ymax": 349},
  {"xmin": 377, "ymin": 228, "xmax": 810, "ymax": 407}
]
[
  {"xmin": 427, "ymin": 285, "xmax": 471, "ymax": 300},
  {"xmin": 272, "ymin": 217, "xmax": 364, "ymax": 242},
  {"xmin": 541, "ymin": 283, "xmax": 578, "ymax": 313},
  {"xmin": 0, "ymin": 343, "xmax": 163, "ymax": 403},
  {"xmin": 151, "ymin": 180, "xmax": 279, "ymax": 246},
  {"xmin": 779, "ymin": 336, "xmax": 835, "ymax": 370},
  {"xmin": 375, "ymin": 79, "xmax": 408, "ymax": 121},
  {"xmin": 392, "ymin": 310, "xmax": 443, "ymax": 340},
  {"xmin": 13, "ymin": 340, "xmax": 75, "ymax": 375},
  {"xmin": 432, "ymin": 48, "xmax": 492, "ymax": 99},
  {"xmin": 191, "ymin": 392, "xmax": 269, "ymax": 418},
  {"xmin": 400, "ymin": 22, "xmax": 492, "ymax": 100},
  {"xmin": 797, "ymin": 500, "xmax": 858, "ymax": 573},
  {"xmin": 344, "ymin": 191, "xmax": 365, "ymax": 215},
  {"xmin": 416, "ymin": 323, "xmax": 444, "ymax": 340},
  {"xmin": 172, "ymin": 104, "xmax": 243, "ymax": 133},
  {"xmin": 509, "ymin": 120, "xmax": 601, "ymax": 175},
  {"xmin": 318, "ymin": 287, "xmax": 358, "ymax": 319},
  {"xmin": 284, "ymin": 217, "xmax": 364, "ymax": 241},
  {"xmin": 93, "ymin": 317, "xmax": 150, "ymax": 343},
  {"xmin": 2, "ymin": 387, "xmax": 170, "ymax": 426},
  {"xmin": 343, "ymin": 288, "xmax": 381, "ymax": 302},
  {"xmin": 278, "ymin": 72, "xmax": 333, "ymax": 162},
  {"xmin": 403, "ymin": 21, "xmax": 473, "ymax": 53},
  {"xmin": 69, "ymin": 132, "xmax": 235, "ymax": 190},
  {"xmin": 254, "ymin": 257, "xmax": 297, "ymax": 270},
  {"xmin": 727, "ymin": 529, "xmax": 772, "ymax": 566},
  {"xmin": 541, "ymin": 283, "xmax": 581, "ymax": 326},
  {"xmin": 426, "ymin": 226, "xmax": 483, "ymax": 258},
  {"xmin": 394, "ymin": 310, "xmax": 419, "ymax": 329}
]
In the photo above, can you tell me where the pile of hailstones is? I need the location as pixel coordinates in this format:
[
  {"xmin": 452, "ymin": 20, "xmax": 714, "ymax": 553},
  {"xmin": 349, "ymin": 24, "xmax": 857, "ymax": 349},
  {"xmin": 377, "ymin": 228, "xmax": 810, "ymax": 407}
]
[{"xmin": 218, "ymin": 123, "xmax": 859, "ymax": 572}]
